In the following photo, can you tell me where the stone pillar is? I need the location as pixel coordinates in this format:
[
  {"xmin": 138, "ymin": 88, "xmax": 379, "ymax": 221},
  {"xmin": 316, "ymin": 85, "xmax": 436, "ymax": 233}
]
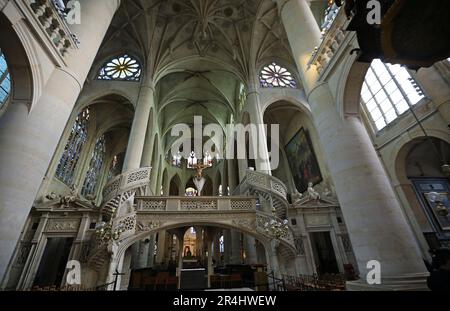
[
  {"xmin": 147, "ymin": 234, "xmax": 156, "ymax": 268},
  {"xmin": 414, "ymin": 65, "xmax": 450, "ymax": 123},
  {"xmin": 309, "ymin": 83, "xmax": 427, "ymax": 283},
  {"xmin": 278, "ymin": 0, "xmax": 427, "ymax": 288},
  {"xmin": 265, "ymin": 240, "xmax": 281, "ymax": 280},
  {"xmin": 245, "ymin": 236, "xmax": 258, "ymax": 265},
  {"xmin": 122, "ymin": 74, "xmax": 155, "ymax": 172},
  {"xmin": 0, "ymin": 0, "xmax": 121, "ymax": 281},
  {"xmin": 227, "ymin": 160, "xmax": 238, "ymax": 193},
  {"xmin": 230, "ymin": 230, "xmax": 242, "ymax": 265},
  {"xmin": 18, "ymin": 213, "xmax": 49, "ymax": 290},
  {"xmin": 223, "ymin": 230, "xmax": 231, "ymax": 265},
  {"xmin": 137, "ymin": 240, "xmax": 150, "ymax": 269},
  {"xmin": 246, "ymin": 84, "xmax": 272, "ymax": 174},
  {"xmin": 275, "ymin": 0, "xmax": 321, "ymax": 90}
]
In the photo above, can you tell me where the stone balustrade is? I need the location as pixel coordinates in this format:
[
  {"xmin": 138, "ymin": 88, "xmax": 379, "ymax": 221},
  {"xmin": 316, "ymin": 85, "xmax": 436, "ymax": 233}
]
[
  {"xmin": 307, "ymin": 5, "xmax": 350, "ymax": 76},
  {"xmin": 21, "ymin": 0, "xmax": 79, "ymax": 60},
  {"xmin": 102, "ymin": 167, "xmax": 152, "ymax": 204},
  {"xmin": 135, "ymin": 196, "xmax": 257, "ymax": 213}
]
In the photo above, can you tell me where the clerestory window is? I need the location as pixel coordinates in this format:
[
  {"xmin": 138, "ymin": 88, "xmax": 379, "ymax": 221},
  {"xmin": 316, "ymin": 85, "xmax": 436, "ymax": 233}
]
[
  {"xmin": 260, "ymin": 62, "xmax": 297, "ymax": 88},
  {"xmin": 97, "ymin": 54, "xmax": 141, "ymax": 82},
  {"xmin": 361, "ymin": 59, "xmax": 425, "ymax": 131}
]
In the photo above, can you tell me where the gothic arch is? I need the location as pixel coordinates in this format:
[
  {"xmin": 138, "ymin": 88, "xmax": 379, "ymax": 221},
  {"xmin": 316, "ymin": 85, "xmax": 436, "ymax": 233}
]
[
  {"xmin": 338, "ymin": 51, "xmax": 370, "ymax": 118},
  {"xmin": 169, "ymin": 174, "xmax": 182, "ymax": 196},
  {"xmin": 0, "ymin": 13, "xmax": 34, "ymax": 111}
]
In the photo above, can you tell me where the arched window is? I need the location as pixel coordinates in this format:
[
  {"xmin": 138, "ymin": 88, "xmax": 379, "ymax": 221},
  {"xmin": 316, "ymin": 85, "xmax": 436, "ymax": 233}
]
[
  {"xmin": 0, "ymin": 49, "xmax": 11, "ymax": 110},
  {"xmin": 82, "ymin": 135, "xmax": 106, "ymax": 198},
  {"xmin": 97, "ymin": 54, "xmax": 141, "ymax": 81},
  {"xmin": 56, "ymin": 108, "xmax": 90, "ymax": 185},
  {"xmin": 260, "ymin": 62, "xmax": 297, "ymax": 88},
  {"xmin": 361, "ymin": 59, "xmax": 425, "ymax": 131},
  {"xmin": 219, "ymin": 235, "xmax": 224, "ymax": 253}
]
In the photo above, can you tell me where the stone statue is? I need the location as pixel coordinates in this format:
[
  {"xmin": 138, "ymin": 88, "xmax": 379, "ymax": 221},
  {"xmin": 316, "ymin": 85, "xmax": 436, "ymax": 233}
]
[
  {"xmin": 218, "ymin": 185, "xmax": 223, "ymax": 196},
  {"xmin": 60, "ymin": 185, "xmax": 78, "ymax": 208},
  {"xmin": 193, "ymin": 176, "xmax": 206, "ymax": 196},
  {"xmin": 307, "ymin": 182, "xmax": 320, "ymax": 201},
  {"xmin": 291, "ymin": 190, "xmax": 303, "ymax": 204}
]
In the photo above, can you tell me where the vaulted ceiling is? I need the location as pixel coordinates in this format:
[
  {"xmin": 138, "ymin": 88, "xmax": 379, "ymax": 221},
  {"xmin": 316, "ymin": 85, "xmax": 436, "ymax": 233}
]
[{"xmin": 93, "ymin": 0, "xmax": 301, "ymax": 153}]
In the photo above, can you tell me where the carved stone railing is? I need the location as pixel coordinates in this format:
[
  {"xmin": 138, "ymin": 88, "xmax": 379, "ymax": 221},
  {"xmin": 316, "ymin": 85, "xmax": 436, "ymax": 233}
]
[
  {"xmin": 135, "ymin": 196, "xmax": 257, "ymax": 213},
  {"xmin": 233, "ymin": 170, "xmax": 289, "ymax": 218},
  {"xmin": 20, "ymin": 0, "xmax": 79, "ymax": 62},
  {"xmin": 308, "ymin": 5, "xmax": 350, "ymax": 76},
  {"xmin": 102, "ymin": 167, "xmax": 152, "ymax": 204}
]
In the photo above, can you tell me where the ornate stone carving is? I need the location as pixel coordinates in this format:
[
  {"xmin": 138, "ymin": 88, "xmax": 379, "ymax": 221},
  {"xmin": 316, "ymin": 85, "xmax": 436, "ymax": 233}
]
[
  {"xmin": 140, "ymin": 200, "xmax": 166, "ymax": 211},
  {"xmin": 180, "ymin": 200, "xmax": 217, "ymax": 210},
  {"xmin": 46, "ymin": 219, "xmax": 80, "ymax": 232},
  {"xmin": 307, "ymin": 182, "xmax": 321, "ymax": 201},
  {"xmin": 305, "ymin": 215, "xmax": 330, "ymax": 226},
  {"xmin": 230, "ymin": 200, "xmax": 254, "ymax": 210},
  {"xmin": 232, "ymin": 219, "xmax": 256, "ymax": 231},
  {"xmin": 16, "ymin": 242, "xmax": 32, "ymax": 265},
  {"xmin": 137, "ymin": 221, "xmax": 162, "ymax": 232},
  {"xmin": 127, "ymin": 169, "xmax": 150, "ymax": 184}
]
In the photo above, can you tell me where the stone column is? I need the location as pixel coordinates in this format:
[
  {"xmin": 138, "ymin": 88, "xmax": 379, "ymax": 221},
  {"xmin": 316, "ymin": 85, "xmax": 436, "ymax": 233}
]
[
  {"xmin": 0, "ymin": 0, "xmax": 121, "ymax": 281},
  {"xmin": 223, "ymin": 230, "xmax": 231, "ymax": 265},
  {"xmin": 18, "ymin": 213, "xmax": 49, "ymax": 290},
  {"xmin": 122, "ymin": 74, "xmax": 155, "ymax": 172},
  {"xmin": 227, "ymin": 159, "xmax": 238, "ymax": 193},
  {"xmin": 278, "ymin": 0, "xmax": 427, "ymax": 288},
  {"xmin": 309, "ymin": 83, "xmax": 427, "ymax": 283},
  {"xmin": 245, "ymin": 83, "xmax": 272, "ymax": 174},
  {"xmin": 137, "ymin": 240, "xmax": 150, "ymax": 269},
  {"xmin": 275, "ymin": 0, "xmax": 321, "ymax": 90},
  {"xmin": 265, "ymin": 240, "xmax": 281, "ymax": 280},
  {"xmin": 414, "ymin": 65, "xmax": 450, "ymax": 123},
  {"xmin": 230, "ymin": 230, "xmax": 242, "ymax": 265},
  {"xmin": 147, "ymin": 234, "xmax": 156, "ymax": 268},
  {"xmin": 245, "ymin": 236, "xmax": 258, "ymax": 265}
]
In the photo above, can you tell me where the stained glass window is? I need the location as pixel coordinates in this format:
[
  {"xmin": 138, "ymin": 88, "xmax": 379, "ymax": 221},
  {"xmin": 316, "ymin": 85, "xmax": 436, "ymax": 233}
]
[
  {"xmin": 56, "ymin": 108, "xmax": 90, "ymax": 185},
  {"xmin": 260, "ymin": 62, "xmax": 297, "ymax": 88},
  {"xmin": 97, "ymin": 54, "xmax": 141, "ymax": 81},
  {"xmin": 361, "ymin": 59, "xmax": 425, "ymax": 131},
  {"xmin": 82, "ymin": 135, "xmax": 106, "ymax": 198},
  {"xmin": 0, "ymin": 49, "xmax": 11, "ymax": 110}
]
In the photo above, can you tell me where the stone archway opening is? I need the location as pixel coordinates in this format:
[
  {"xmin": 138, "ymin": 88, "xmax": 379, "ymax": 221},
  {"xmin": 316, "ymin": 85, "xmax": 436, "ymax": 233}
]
[
  {"xmin": 111, "ymin": 222, "xmax": 275, "ymax": 291},
  {"xmin": 395, "ymin": 137, "xmax": 450, "ymax": 252}
]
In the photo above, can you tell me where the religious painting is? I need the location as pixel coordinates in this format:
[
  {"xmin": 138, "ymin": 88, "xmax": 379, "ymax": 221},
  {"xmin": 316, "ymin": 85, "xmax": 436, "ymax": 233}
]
[
  {"xmin": 424, "ymin": 192, "xmax": 450, "ymax": 231},
  {"xmin": 285, "ymin": 128, "xmax": 322, "ymax": 193}
]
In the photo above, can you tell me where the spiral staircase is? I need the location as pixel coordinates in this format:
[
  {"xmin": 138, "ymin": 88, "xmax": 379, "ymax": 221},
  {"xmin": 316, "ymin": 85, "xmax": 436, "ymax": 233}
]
[
  {"xmin": 87, "ymin": 167, "xmax": 152, "ymax": 271},
  {"xmin": 232, "ymin": 170, "xmax": 290, "ymax": 219}
]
